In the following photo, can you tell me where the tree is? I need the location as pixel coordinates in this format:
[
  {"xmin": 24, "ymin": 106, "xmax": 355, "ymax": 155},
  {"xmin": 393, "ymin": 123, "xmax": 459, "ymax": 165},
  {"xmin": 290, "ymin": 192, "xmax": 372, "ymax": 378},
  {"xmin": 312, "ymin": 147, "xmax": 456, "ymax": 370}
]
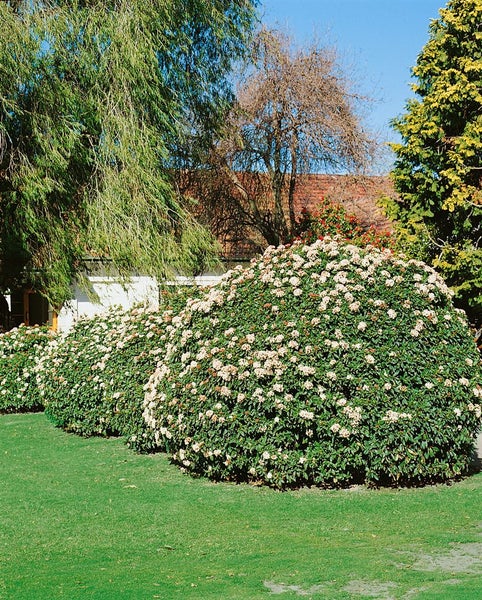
[
  {"xmin": 182, "ymin": 27, "xmax": 375, "ymax": 249},
  {"xmin": 162, "ymin": 0, "xmax": 260, "ymax": 170},
  {"xmin": 0, "ymin": 0, "xmax": 258, "ymax": 310},
  {"xmin": 387, "ymin": 0, "xmax": 482, "ymax": 326}
]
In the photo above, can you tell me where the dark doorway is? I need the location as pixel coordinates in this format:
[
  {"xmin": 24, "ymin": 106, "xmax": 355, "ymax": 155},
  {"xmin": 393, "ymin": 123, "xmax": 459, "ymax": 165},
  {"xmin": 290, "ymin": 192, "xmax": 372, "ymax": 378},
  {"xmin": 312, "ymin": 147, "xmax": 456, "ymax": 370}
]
[{"xmin": 10, "ymin": 290, "xmax": 50, "ymax": 328}]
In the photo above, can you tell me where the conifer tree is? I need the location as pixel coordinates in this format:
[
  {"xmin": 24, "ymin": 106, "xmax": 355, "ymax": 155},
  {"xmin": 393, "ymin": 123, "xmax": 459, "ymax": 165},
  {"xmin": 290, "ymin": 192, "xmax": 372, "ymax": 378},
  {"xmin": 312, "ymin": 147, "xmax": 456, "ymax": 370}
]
[{"xmin": 388, "ymin": 0, "xmax": 482, "ymax": 325}]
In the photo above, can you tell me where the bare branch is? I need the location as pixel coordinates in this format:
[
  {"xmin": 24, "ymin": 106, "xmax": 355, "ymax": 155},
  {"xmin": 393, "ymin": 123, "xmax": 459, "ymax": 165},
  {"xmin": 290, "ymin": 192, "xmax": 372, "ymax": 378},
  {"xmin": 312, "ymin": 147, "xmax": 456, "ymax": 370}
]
[{"xmin": 206, "ymin": 27, "xmax": 377, "ymax": 247}]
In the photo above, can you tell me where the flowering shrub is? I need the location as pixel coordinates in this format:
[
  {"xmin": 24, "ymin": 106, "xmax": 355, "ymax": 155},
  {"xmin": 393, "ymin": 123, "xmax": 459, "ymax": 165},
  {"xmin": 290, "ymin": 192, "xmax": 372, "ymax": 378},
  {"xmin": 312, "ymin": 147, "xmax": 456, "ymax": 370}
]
[
  {"xmin": 142, "ymin": 238, "xmax": 481, "ymax": 488},
  {"xmin": 0, "ymin": 325, "xmax": 55, "ymax": 413},
  {"xmin": 294, "ymin": 198, "xmax": 394, "ymax": 250},
  {"xmin": 40, "ymin": 286, "xmax": 199, "ymax": 449}
]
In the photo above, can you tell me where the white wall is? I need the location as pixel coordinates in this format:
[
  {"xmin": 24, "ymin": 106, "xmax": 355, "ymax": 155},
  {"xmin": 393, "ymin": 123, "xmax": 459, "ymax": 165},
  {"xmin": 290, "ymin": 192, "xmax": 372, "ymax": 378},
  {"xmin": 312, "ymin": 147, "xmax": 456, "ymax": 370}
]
[
  {"xmin": 55, "ymin": 273, "xmax": 224, "ymax": 332},
  {"xmin": 56, "ymin": 275, "xmax": 160, "ymax": 332}
]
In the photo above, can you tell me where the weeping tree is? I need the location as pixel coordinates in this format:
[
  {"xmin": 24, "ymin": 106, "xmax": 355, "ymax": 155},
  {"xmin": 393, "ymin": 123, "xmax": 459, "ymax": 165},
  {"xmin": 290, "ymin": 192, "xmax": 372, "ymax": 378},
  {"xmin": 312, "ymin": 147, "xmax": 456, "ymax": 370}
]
[
  {"xmin": 181, "ymin": 27, "xmax": 376, "ymax": 249},
  {"xmin": 0, "ymin": 0, "xmax": 258, "ymax": 309},
  {"xmin": 387, "ymin": 0, "xmax": 482, "ymax": 326}
]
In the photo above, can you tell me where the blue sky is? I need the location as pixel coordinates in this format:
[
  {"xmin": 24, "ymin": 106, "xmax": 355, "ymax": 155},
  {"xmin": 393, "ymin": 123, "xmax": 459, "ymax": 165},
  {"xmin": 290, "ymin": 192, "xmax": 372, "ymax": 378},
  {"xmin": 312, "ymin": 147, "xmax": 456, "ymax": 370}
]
[{"xmin": 259, "ymin": 0, "xmax": 445, "ymax": 172}]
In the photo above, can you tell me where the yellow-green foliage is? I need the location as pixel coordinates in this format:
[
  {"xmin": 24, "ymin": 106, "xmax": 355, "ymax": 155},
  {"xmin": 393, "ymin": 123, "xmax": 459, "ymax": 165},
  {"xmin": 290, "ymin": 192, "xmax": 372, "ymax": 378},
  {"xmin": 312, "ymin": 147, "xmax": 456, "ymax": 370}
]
[{"xmin": 390, "ymin": 0, "xmax": 482, "ymax": 325}]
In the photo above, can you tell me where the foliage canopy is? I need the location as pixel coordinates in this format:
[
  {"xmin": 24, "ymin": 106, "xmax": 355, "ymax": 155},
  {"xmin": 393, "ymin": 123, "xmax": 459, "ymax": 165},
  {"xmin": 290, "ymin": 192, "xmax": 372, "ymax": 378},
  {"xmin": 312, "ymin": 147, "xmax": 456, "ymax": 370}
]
[
  {"xmin": 388, "ymin": 0, "xmax": 482, "ymax": 325},
  {"xmin": 0, "ymin": 0, "xmax": 258, "ymax": 309}
]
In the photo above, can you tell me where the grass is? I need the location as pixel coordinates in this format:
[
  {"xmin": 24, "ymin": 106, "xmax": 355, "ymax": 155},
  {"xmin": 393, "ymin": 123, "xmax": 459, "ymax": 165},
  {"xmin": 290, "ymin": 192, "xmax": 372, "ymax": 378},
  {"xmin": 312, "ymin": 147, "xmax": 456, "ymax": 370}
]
[{"xmin": 1, "ymin": 413, "xmax": 481, "ymax": 600}]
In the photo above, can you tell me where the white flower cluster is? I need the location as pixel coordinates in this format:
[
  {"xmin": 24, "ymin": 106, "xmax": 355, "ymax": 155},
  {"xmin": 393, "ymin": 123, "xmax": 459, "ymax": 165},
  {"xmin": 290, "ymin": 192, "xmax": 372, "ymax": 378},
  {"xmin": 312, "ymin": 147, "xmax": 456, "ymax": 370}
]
[
  {"xmin": 0, "ymin": 325, "xmax": 55, "ymax": 409},
  {"xmin": 382, "ymin": 410, "xmax": 413, "ymax": 423}
]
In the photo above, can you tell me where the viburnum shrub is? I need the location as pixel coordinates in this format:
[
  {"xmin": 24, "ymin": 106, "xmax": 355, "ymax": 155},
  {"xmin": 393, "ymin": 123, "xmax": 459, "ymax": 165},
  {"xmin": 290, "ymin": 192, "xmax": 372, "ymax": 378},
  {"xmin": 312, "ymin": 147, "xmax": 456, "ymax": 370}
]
[
  {"xmin": 142, "ymin": 238, "xmax": 481, "ymax": 488},
  {"xmin": 40, "ymin": 286, "xmax": 199, "ymax": 449},
  {"xmin": 294, "ymin": 198, "xmax": 394, "ymax": 250},
  {"xmin": 0, "ymin": 325, "xmax": 55, "ymax": 413}
]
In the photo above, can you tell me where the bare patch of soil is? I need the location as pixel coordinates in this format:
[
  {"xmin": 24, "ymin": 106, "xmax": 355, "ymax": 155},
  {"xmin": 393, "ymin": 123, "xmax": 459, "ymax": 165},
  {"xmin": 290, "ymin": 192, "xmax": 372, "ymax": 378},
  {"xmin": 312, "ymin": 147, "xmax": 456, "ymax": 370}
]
[
  {"xmin": 410, "ymin": 541, "xmax": 482, "ymax": 574},
  {"xmin": 343, "ymin": 579, "xmax": 398, "ymax": 598},
  {"xmin": 263, "ymin": 581, "xmax": 328, "ymax": 596}
]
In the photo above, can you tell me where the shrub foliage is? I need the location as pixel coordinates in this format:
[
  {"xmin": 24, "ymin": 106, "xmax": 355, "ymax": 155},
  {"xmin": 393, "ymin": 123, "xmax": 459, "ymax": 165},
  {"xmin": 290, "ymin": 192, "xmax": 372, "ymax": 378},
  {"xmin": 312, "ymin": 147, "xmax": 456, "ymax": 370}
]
[
  {"xmin": 40, "ymin": 287, "xmax": 198, "ymax": 449},
  {"xmin": 142, "ymin": 239, "xmax": 481, "ymax": 488},
  {"xmin": 0, "ymin": 325, "xmax": 54, "ymax": 413},
  {"xmin": 294, "ymin": 198, "xmax": 393, "ymax": 250}
]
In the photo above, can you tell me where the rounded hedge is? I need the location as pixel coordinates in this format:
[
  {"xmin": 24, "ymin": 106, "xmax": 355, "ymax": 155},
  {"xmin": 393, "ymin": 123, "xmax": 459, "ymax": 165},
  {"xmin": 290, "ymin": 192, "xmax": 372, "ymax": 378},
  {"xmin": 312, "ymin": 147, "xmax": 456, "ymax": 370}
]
[
  {"xmin": 39, "ymin": 287, "xmax": 199, "ymax": 449},
  {"xmin": 0, "ymin": 325, "xmax": 54, "ymax": 413},
  {"xmin": 142, "ymin": 239, "xmax": 482, "ymax": 488}
]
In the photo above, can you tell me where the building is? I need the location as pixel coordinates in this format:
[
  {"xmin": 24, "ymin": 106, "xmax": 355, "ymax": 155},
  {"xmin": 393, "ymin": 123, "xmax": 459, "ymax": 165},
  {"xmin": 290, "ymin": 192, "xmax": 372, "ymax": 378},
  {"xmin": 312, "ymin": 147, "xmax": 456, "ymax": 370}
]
[
  {"xmin": 2, "ymin": 174, "xmax": 395, "ymax": 332},
  {"xmin": 186, "ymin": 171, "xmax": 395, "ymax": 261}
]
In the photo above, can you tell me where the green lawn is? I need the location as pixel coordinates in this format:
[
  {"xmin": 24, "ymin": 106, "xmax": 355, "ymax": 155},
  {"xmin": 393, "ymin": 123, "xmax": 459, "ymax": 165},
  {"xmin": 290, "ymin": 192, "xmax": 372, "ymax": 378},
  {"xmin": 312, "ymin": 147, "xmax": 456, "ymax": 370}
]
[{"xmin": 1, "ymin": 413, "xmax": 481, "ymax": 600}]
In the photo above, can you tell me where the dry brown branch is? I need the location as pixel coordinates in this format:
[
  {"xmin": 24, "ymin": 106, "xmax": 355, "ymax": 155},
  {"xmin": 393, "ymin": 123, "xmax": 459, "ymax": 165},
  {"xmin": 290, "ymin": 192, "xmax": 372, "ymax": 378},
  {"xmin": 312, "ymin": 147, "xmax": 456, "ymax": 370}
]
[{"xmin": 199, "ymin": 27, "xmax": 377, "ymax": 249}]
